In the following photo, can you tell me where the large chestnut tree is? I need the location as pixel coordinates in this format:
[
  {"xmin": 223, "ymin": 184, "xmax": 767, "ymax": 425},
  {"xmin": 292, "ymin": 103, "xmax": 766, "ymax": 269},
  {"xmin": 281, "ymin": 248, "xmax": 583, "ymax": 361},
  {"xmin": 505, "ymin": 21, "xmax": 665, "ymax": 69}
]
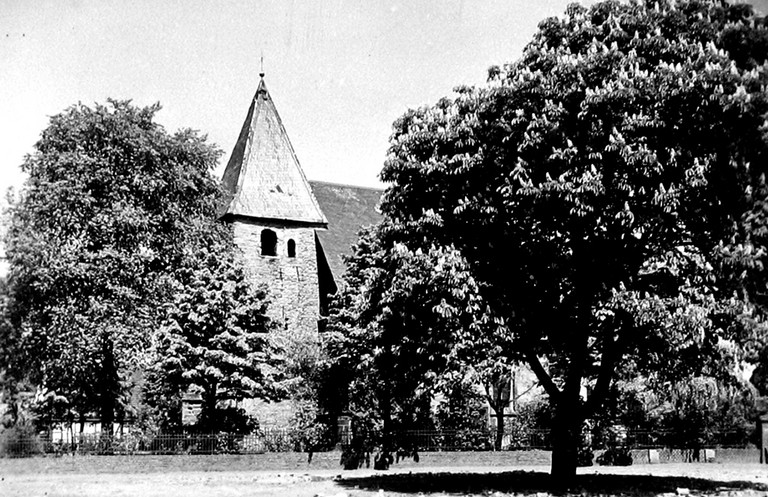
[{"xmin": 379, "ymin": 0, "xmax": 768, "ymax": 478}]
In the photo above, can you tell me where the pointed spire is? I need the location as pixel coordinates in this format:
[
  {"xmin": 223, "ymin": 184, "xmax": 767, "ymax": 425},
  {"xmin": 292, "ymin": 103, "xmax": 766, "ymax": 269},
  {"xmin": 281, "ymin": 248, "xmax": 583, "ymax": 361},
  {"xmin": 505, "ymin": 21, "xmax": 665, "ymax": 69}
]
[{"xmin": 220, "ymin": 76, "xmax": 327, "ymax": 226}]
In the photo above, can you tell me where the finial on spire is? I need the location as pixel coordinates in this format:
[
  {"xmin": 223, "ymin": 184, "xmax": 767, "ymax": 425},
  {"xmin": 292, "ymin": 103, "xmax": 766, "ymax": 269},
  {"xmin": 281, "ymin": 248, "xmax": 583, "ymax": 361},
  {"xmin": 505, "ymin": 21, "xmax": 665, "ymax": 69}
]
[{"xmin": 259, "ymin": 51, "xmax": 265, "ymax": 78}]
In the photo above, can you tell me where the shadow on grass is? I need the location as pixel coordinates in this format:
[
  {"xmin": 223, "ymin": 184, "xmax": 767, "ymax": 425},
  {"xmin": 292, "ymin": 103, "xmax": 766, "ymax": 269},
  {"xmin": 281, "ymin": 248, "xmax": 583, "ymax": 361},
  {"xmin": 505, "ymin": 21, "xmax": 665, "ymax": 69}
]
[{"xmin": 337, "ymin": 471, "xmax": 768, "ymax": 495}]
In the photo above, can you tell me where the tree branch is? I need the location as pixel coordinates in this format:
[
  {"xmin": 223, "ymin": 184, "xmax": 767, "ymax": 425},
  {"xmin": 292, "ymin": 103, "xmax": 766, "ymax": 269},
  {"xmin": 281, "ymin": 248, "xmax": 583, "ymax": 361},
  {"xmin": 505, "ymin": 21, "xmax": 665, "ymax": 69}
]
[
  {"xmin": 481, "ymin": 381, "xmax": 495, "ymax": 408},
  {"xmin": 524, "ymin": 347, "xmax": 560, "ymax": 400},
  {"xmin": 513, "ymin": 381, "xmax": 538, "ymax": 402},
  {"xmin": 585, "ymin": 315, "xmax": 632, "ymax": 415}
]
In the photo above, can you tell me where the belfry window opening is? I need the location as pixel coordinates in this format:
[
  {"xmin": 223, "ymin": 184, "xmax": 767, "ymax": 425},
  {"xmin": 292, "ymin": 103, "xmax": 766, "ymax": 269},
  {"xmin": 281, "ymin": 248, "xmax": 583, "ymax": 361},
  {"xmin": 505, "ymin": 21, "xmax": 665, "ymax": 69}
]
[
  {"xmin": 261, "ymin": 229, "xmax": 277, "ymax": 256},
  {"xmin": 287, "ymin": 239, "xmax": 296, "ymax": 258}
]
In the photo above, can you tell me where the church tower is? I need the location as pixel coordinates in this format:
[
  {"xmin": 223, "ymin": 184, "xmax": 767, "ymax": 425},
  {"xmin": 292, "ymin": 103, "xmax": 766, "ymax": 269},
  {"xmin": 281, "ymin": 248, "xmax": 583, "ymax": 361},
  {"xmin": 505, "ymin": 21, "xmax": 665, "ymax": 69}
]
[{"xmin": 220, "ymin": 74, "xmax": 328, "ymax": 336}]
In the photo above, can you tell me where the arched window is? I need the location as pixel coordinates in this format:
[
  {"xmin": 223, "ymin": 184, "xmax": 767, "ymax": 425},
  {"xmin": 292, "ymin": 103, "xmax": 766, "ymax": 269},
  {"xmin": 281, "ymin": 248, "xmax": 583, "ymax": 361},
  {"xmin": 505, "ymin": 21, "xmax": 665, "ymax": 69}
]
[
  {"xmin": 287, "ymin": 239, "xmax": 296, "ymax": 258},
  {"xmin": 261, "ymin": 229, "xmax": 277, "ymax": 256}
]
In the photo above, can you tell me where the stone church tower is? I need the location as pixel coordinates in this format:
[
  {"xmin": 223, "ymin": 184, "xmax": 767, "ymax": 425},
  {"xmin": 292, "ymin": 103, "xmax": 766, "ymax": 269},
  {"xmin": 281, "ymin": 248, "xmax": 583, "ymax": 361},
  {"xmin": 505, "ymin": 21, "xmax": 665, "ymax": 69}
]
[{"xmin": 219, "ymin": 74, "xmax": 330, "ymax": 336}]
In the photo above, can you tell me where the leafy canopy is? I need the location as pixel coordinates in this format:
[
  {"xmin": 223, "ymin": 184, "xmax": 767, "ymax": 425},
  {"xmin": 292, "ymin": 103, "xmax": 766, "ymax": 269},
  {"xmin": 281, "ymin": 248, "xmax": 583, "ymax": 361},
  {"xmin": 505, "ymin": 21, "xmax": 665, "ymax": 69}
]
[
  {"xmin": 3, "ymin": 100, "xmax": 223, "ymax": 427},
  {"xmin": 378, "ymin": 0, "xmax": 768, "ymax": 475}
]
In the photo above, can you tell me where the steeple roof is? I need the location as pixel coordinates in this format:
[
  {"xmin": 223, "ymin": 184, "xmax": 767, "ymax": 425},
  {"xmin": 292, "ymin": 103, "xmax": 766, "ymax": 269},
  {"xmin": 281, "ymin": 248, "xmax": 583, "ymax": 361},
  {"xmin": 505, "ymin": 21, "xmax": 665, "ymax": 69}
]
[{"xmin": 220, "ymin": 76, "xmax": 327, "ymax": 226}]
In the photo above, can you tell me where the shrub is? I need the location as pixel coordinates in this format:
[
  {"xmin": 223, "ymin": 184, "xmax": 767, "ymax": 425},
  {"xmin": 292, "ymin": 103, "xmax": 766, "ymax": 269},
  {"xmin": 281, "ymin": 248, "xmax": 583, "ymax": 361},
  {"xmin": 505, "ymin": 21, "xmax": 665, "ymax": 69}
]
[
  {"xmin": 597, "ymin": 447, "xmax": 633, "ymax": 466},
  {"xmin": 577, "ymin": 444, "xmax": 594, "ymax": 467},
  {"xmin": 0, "ymin": 425, "xmax": 43, "ymax": 457},
  {"xmin": 340, "ymin": 415, "xmax": 376, "ymax": 470},
  {"xmin": 195, "ymin": 406, "xmax": 258, "ymax": 435},
  {"xmin": 260, "ymin": 428, "xmax": 293, "ymax": 452},
  {"xmin": 289, "ymin": 400, "xmax": 335, "ymax": 456}
]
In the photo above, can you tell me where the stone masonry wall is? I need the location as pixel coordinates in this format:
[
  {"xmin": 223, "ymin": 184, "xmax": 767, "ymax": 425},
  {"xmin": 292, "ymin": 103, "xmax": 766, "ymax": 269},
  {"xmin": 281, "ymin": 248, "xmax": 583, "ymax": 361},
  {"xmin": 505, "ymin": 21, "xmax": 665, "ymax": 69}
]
[{"xmin": 232, "ymin": 218, "xmax": 321, "ymax": 336}]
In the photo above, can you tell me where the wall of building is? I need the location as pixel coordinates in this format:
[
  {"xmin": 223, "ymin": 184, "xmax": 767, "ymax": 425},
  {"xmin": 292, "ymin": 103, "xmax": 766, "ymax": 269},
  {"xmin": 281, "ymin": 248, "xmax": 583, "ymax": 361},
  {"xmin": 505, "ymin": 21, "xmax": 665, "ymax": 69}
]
[{"xmin": 231, "ymin": 217, "xmax": 321, "ymax": 336}]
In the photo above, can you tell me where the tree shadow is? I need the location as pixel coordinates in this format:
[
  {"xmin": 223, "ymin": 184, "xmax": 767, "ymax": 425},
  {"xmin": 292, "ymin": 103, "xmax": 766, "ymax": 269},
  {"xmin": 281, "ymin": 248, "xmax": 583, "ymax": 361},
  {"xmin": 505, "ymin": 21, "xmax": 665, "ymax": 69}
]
[{"xmin": 337, "ymin": 470, "xmax": 768, "ymax": 495}]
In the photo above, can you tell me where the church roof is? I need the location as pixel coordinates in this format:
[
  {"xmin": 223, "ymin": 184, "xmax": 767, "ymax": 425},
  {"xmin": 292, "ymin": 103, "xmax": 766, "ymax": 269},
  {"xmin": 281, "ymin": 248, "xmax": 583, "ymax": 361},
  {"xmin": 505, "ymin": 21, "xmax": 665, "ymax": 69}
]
[
  {"xmin": 220, "ymin": 77, "xmax": 327, "ymax": 226},
  {"xmin": 310, "ymin": 181, "xmax": 383, "ymax": 283}
]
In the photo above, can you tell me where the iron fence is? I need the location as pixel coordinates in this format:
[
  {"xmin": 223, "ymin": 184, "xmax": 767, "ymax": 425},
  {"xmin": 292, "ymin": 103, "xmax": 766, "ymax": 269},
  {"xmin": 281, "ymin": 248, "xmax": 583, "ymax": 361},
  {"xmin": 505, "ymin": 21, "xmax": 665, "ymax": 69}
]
[
  {"xmin": 0, "ymin": 429, "xmax": 303, "ymax": 458},
  {"xmin": 591, "ymin": 429, "xmax": 753, "ymax": 450},
  {"xmin": 84, "ymin": 429, "xmax": 299, "ymax": 455},
  {"xmin": 0, "ymin": 427, "xmax": 757, "ymax": 458},
  {"xmin": 395, "ymin": 429, "xmax": 552, "ymax": 451}
]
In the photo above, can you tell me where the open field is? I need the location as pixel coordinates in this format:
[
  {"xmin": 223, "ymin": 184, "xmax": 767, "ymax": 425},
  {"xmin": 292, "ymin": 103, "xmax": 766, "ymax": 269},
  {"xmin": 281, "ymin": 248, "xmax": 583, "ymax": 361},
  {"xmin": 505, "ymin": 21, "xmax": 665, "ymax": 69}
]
[{"xmin": 1, "ymin": 453, "xmax": 767, "ymax": 496}]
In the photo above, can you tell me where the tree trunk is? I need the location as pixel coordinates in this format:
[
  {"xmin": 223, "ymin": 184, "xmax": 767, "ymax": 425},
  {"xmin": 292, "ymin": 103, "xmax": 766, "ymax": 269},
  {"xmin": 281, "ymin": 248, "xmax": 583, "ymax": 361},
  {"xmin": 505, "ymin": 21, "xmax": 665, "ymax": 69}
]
[
  {"xmin": 99, "ymin": 333, "xmax": 118, "ymax": 444},
  {"xmin": 550, "ymin": 398, "xmax": 583, "ymax": 482},
  {"xmin": 493, "ymin": 405, "xmax": 505, "ymax": 451},
  {"xmin": 551, "ymin": 424, "xmax": 579, "ymax": 480},
  {"xmin": 511, "ymin": 370, "xmax": 518, "ymax": 413},
  {"xmin": 77, "ymin": 414, "xmax": 85, "ymax": 455},
  {"xmin": 201, "ymin": 383, "xmax": 218, "ymax": 431},
  {"xmin": 376, "ymin": 392, "xmax": 393, "ymax": 470},
  {"xmin": 99, "ymin": 401, "xmax": 114, "ymax": 443}
]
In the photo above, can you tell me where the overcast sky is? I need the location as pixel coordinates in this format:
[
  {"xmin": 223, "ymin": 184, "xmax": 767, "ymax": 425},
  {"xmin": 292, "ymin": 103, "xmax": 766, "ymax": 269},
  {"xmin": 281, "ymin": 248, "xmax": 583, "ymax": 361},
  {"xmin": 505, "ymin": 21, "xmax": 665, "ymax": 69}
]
[{"xmin": 3, "ymin": 0, "xmax": 766, "ymax": 197}]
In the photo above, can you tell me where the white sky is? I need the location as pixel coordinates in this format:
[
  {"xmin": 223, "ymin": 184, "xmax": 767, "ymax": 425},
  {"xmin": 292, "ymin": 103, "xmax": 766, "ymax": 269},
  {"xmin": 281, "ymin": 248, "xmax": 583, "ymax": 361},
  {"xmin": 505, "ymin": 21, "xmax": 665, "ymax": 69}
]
[
  {"xmin": 0, "ymin": 0, "xmax": 595, "ymax": 195},
  {"xmin": 3, "ymin": 0, "xmax": 767, "ymax": 194}
]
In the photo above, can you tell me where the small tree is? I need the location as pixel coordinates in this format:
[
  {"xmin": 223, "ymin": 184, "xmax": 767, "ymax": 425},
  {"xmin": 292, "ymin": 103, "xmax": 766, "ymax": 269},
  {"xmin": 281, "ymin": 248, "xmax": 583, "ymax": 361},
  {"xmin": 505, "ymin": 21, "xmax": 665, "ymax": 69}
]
[
  {"xmin": 474, "ymin": 364, "xmax": 540, "ymax": 451},
  {"xmin": 433, "ymin": 372, "xmax": 489, "ymax": 450},
  {"xmin": 327, "ymin": 222, "xmax": 484, "ymax": 467},
  {"xmin": 143, "ymin": 222, "xmax": 280, "ymax": 432}
]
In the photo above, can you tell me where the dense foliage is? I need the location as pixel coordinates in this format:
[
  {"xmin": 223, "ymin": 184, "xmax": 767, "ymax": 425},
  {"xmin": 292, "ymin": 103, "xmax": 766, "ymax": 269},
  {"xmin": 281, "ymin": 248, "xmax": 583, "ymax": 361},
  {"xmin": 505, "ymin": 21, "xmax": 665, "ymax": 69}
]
[
  {"xmin": 327, "ymin": 222, "xmax": 485, "ymax": 467},
  {"xmin": 142, "ymin": 222, "xmax": 279, "ymax": 432},
  {"xmin": 1, "ymin": 100, "xmax": 275, "ymax": 434},
  {"xmin": 372, "ymin": 0, "xmax": 768, "ymax": 477},
  {"xmin": 605, "ymin": 376, "xmax": 756, "ymax": 447}
]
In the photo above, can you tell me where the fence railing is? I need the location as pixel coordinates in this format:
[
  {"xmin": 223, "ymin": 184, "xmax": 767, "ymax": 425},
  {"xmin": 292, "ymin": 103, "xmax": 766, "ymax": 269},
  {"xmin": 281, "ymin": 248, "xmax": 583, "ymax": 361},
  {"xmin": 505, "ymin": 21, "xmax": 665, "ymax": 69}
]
[
  {"xmin": 606, "ymin": 430, "xmax": 752, "ymax": 449},
  {"xmin": 395, "ymin": 429, "xmax": 553, "ymax": 451},
  {"xmin": 41, "ymin": 430, "xmax": 301, "ymax": 456},
  {"xmin": 0, "ymin": 427, "xmax": 756, "ymax": 458}
]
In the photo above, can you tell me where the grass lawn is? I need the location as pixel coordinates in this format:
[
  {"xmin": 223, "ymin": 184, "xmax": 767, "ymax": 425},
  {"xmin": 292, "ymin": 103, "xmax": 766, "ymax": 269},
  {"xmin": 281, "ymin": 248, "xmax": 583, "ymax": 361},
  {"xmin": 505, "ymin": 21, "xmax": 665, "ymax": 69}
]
[{"xmin": 0, "ymin": 453, "xmax": 766, "ymax": 496}]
